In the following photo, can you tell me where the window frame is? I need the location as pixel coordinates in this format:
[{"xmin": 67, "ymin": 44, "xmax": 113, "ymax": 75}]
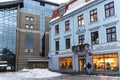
[
  {"xmin": 55, "ymin": 25, "xmax": 59, "ymax": 34},
  {"xmin": 78, "ymin": 35, "xmax": 84, "ymax": 44},
  {"xmin": 78, "ymin": 14, "xmax": 84, "ymax": 26},
  {"xmin": 65, "ymin": 20, "xmax": 70, "ymax": 31},
  {"xmin": 66, "ymin": 38, "xmax": 70, "ymax": 49},
  {"xmin": 55, "ymin": 41, "xmax": 59, "ymax": 51},
  {"xmin": 91, "ymin": 31, "xmax": 99, "ymax": 45},
  {"xmin": 105, "ymin": 2, "xmax": 115, "ymax": 18},
  {"xmin": 106, "ymin": 27, "xmax": 116, "ymax": 42},
  {"xmin": 90, "ymin": 9, "xmax": 98, "ymax": 23}
]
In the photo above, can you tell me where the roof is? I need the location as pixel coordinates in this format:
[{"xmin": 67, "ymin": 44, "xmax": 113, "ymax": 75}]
[
  {"xmin": 0, "ymin": 0, "xmax": 23, "ymax": 9},
  {"xmin": 50, "ymin": 0, "xmax": 96, "ymax": 22},
  {"xmin": 34, "ymin": 0, "xmax": 60, "ymax": 6}
]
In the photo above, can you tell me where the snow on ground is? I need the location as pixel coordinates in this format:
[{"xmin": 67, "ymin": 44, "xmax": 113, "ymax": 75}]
[{"xmin": 0, "ymin": 68, "xmax": 62, "ymax": 80}]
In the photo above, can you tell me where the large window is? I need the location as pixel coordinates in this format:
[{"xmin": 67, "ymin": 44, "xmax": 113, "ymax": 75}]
[
  {"xmin": 65, "ymin": 20, "xmax": 70, "ymax": 31},
  {"xmin": 66, "ymin": 38, "xmax": 70, "ymax": 49},
  {"xmin": 78, "ymin": 35, "xmax": 84, "ymax": 44},
  {"xmin": 106, "ymin": 27, "xmax": 116, "ymax": 42},
  {"xmin": 91, "ymin": 31, "xmax": 99, "ymax": 45},
  {"xmin": 59, "ymin": 57, "xmax": 72, "ymax": 70},
  {"xmin": 55, "ymin": 25, "xmax": 59, "ymax": 34},
  {"xmin": 55, "ymin": 41, "xmax": 59, "ymax": 51},
  {"xmin": 78, "ymin": 14, "xmax": 84, "ymax": 26},
  {"xmin": 25, "ymin": 34, "xmax": 33, "ymax": 50},
  {"xmin": 93, "ymin": 53, "xmax": 118, "ymax": 72},
  {"xmin": 105, "ymin": 2, "xmax": 115, "ymax": 18},
  {"xmin": 90, "ymin": 9, "xmax": 98, "ymax": 23}
]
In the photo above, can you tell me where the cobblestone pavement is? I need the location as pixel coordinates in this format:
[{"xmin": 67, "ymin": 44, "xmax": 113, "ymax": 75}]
[{"xmin": 25, "ymin": 74, "xmax": 120, "ymax": 80}]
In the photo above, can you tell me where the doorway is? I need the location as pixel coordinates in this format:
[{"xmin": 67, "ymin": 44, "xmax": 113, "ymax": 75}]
[{"xmin": 79, "ymin": 57, "xmax": 86, "ymax": 72}]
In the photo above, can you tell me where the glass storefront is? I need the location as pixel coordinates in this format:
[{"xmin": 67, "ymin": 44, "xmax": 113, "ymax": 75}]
[
  {"xmin": 59, "ymin": 57, "xmax": 72, "ymax": 70},
  {"xmin": 93, "ymin": 53, "xmax": 118, "ymax": 72}
]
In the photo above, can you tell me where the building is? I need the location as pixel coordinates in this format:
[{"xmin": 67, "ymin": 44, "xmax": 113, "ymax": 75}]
[
  {"xmin": 49, "ymin": 0, "xmax": 120, "ymax": 74},
  {"xmin": 0, "ymin": 0, "xmax": 59, "ymax": 71}
]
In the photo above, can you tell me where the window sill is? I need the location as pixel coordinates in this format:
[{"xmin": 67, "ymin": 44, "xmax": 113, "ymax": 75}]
[
  {"xmin": 103, "ymin": 14, "xmax": 117, "ymax": 21},
  {"xmin": 88, "ymin": 20, "xmax": 99, "ymax": 25},
  {"xmin": 64, "ymin": 29, "xmax": 71, "ymax": 33}
]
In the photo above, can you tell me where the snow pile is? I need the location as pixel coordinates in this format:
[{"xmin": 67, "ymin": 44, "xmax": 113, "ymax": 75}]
[{"xmin": 17, "ymin": 68, "xmax": 62, "ymax": 79}]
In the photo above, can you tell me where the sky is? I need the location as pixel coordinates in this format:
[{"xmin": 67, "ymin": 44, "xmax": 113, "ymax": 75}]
[{"xmin": 0, "ymin": 0, "xmax": 70, "ymax": 4}]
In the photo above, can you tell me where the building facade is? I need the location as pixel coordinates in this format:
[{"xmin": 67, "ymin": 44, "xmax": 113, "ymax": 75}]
[
  {"xmin": 16, "ymin": 0, "xmax": 59, "ymax": 70},
  {"xmin": 0, "ymin": 0, "xmax": 59, "ymax": 71},
  {"xmin": 49, "ymin": 0, "xmax": 120, "ymax": 74}
]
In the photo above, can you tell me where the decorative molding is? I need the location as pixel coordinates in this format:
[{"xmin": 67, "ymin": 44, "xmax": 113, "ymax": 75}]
[
  {"xmin": 88, "ymin": 25, "xmax": 101, "ymax": 31},
  {"xmin": 16, "ymin": 28, "xmax": 40, "ymax": 34},
  {"xmin": 64, "ymin": 34, "xmax": 72, "ymax": 38},
  {"xmin": 103, "ymin": 20, "xmax": 119, "ymax": 28},
  {"xmin": 76, "ymin": 27, "xmax": 86, "ymax": 34},
  {"xmin": 54, "ymin": 37, "xmax": 60, "ymax": 40}
]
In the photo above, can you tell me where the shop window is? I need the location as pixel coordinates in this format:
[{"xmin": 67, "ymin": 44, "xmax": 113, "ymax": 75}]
[
  {"xmin": 65, "ymin": 20, "xmax": 70, "ymax": 31},
  {"xmin": 91, "ymin": 31, "xmax": 99, "ymax": 45},
  {"xmin": 78, "ymin": 14, "xmax": 84, "ymax": 26},
  {"xmin": 93, "ymin": 53, "xmax": 118, "ymax": 72},
  {"xmin": 105, "ymin": 2, "xmax": 115, "ymax": 18},
  {"xmin": 78, "ymin": 35, "xmax": 84, "ymax": 44},
  {"xmin": 90, "ymin": 9, "xmax": 98, "ymax": 23},
  {"xmin": 106, "ymin": 27, "xmax": 116, "ymax": 42},
  {"xmin": 59, "ymin": 57, "xmax": 72, "ymax": 70},
  {"xmin": 55, "ymin": 25, "xmax": 59, "ymax": 34},
  {"xmin": 66, "ymin": 38, "xmax": 70, "ymax": 49}
]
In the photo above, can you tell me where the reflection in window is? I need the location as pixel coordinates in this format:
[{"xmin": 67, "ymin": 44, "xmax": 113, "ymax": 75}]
[
  {"xmin": 93, "ymin": 53, "xmax": 118, "ymax": 72},
  {"xmin": 91, "ymin": 31, "xmax": 99, "ymax": 45},
  {"xmin": 65, "ymin": 20, "xmax": 70, "ymax": 31},
  {"xmin": 59, "ymin": 57, "xmax": 72, "ymax": 70},
  {"xmin": 25, "ymin": 34, "xmax": 33, "ymax": 50},
  {"xmin": 90, "ymin": 9, "xmax": 98, "ymax": 23}
]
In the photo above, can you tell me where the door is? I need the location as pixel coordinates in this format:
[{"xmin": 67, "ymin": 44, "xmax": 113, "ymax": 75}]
[{"xmin": 79, "ymin": 57, "xmax": 86, "ymax": 72}]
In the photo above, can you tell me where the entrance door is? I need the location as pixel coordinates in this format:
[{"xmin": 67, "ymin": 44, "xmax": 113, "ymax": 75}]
[{"xmin": 79, "ymin": 57, "xmax": 86, "ymax": 72}]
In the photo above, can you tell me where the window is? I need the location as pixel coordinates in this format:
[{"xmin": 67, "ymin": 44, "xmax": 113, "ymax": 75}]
[
  {"xmin": 25, "ymin": 16, "xmax": 29, "ymax": 21},
  {"xmin": 55, "ymin": 41, "xmax": 59, "ymax": 51},
  {"xmin": 93, "ymin": 53, "xmax": 118, "ymax": 72},
  {"xmin": 59, "ymin": 57, "xmax": 72, "ymax": 70},
  {"xmin": 90, "ymin": 9, "xmax": 98, "ymax": 23},
  {"xmin": 25, "ymin": 24, "xmax": 29, "ymax": 28},
  {"xmin": 78, "ymin": 35, "xmax": 84, "ymax": 44},
  {"xmin": 30, "ymin": 17, "xmax": 34, "ymax": 21},
  {"xmin": 40, "ymin": 2, "xmax": 45, "ymax": 6},
  {"xmin": 106, "ymin": 27, "xmax": 116, "ymax": 42},
  {"xmin": 25, "ymin": 34, "xmax": 33, "ymax": 50},
  {"xmin": 91, "ymin": 31, "xmax": 99, "ymax": 45},
  {"xmin": 30, "ymin": 25, "xmax": 34, "ymax": 29},
  {"xmin": 55, "ymin": 25, "xmax": 59, "ymax": 34},
  {"xmin": 59, "ymin": 7, "xmax": 65, "ymax": 16},
  {"xmin": 65, "ymin": 20, "xmax": 70, "ymax": 31},
  {"xmin": 66, "ymin": 38, "xmax": 70, "ymax": 49},
  {"xmin": 105, "ymin": 2, "xmax": 115, "ymax": 18},
  {"xmin": 78, "ymin": 14, "xmax": 84, "ymax": 26}
]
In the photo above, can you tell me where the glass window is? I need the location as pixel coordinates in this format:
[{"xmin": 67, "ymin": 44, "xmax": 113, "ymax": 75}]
[
  {"xmin": 105, "ymin": 2, "xmax": 115, "ymax": 18},
  {"xmin": 78, "ymin": 35, "xmax": 84, "ymax": 44},
  {"xmin": 55, "ymin": 25, "xmax": 59, "ymax": 34},
  {"xmin": 25, "ymin": 24, "xmax": 29, "ymax": 28},
  {"xmin": 25, "ymin": 16, "xmax": 29, "ymax": 21},
  {"xmin": 91, "ymin": 31, "xmax": 99, "ymax": 45},
  {"xmin": 106, "ymin": 27, "xmax": 116, "ymax": 42},
  {"xmin": 30, "ymin": 25, "xmax": 34, "ymax": 29},
  {"xmin": 25, "ymin": 34, "xmax": 33, "ymax": 49},
  {"xmin": 93, "ymin": 53, "xmax": 118, "ymax": 72},
  {"xmin": 78, "ymin": 14, "xmax": 84, "ymax": 26},
  {"xmin": 55, "ymin": 41, "xmax": 59, "ymax": 51},
  {"xmin": 66, "ymin": 38, "xmax": 70, "ymax": 49},
  {"xmin": 59, "ymin": 57, "xmax": 72, "ymax": 70},
  {"xmin": 65, "ymin": 20, "xmax": 70, "ymax": 31},
  {"xmin": 30, "ymin": 17, "xmax": 34, "ymax": 21},
  {"xmin": 90, "ymin": 9, "xmax": 98, "ymax": 23}
]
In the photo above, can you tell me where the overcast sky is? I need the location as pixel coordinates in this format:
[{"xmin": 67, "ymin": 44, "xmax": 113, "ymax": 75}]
[{"xmin": 0, "ymin": 0, "xmax": 70, "ymax": 4}]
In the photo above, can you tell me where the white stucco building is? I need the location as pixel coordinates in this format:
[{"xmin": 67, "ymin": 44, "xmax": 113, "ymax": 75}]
[{"xmin": 49, "ymin": 0, "xmax": 120, "ymax": 74}]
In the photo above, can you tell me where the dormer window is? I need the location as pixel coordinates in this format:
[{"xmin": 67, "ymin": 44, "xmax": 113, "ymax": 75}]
[{"xmin": 59, "ymin": 7, "xmax": 65, "ymax": 16}]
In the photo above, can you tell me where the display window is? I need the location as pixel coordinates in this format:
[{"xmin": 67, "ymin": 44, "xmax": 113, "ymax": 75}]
[
  {"xmin": 93, "ymin": 53, "xmax": 118, "ymax": 71},
  {"xmin": 59, "ymin": 57, "xmax": 72, "ymax": 70}
]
